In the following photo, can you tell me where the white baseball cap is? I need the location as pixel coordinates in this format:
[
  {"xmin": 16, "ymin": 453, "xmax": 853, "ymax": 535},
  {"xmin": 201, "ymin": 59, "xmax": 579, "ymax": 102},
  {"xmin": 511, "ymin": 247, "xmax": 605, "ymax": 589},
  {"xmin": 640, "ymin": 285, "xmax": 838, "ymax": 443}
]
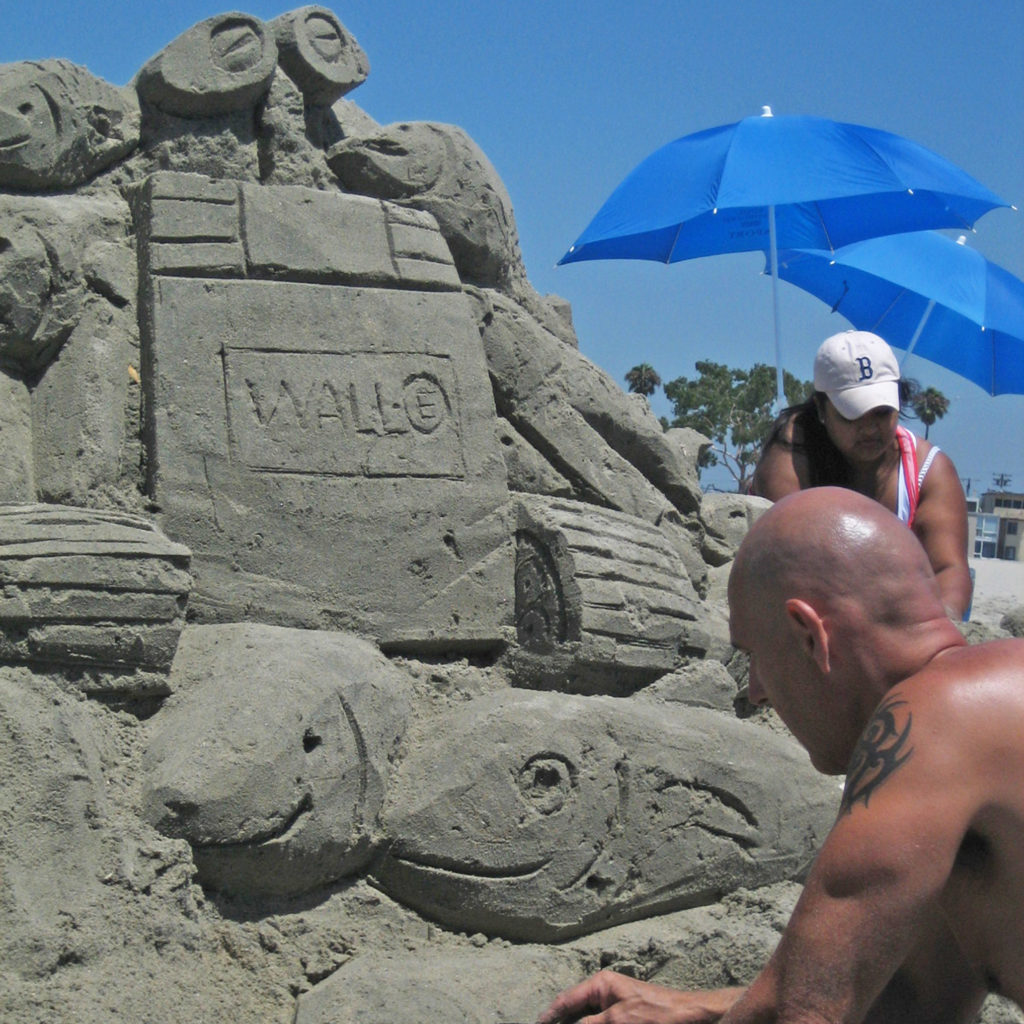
[{"xmin": 813, "ymin": 331, "xmax": 901, "ymax": 420}]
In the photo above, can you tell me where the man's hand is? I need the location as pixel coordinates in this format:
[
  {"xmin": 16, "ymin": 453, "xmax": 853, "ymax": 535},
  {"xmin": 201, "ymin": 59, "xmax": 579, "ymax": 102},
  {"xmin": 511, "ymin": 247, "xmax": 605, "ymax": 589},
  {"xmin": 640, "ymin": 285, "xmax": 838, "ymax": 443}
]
[{"xmin": 536, "ymin": 970, "xmax": 742, "ymax": 1024}]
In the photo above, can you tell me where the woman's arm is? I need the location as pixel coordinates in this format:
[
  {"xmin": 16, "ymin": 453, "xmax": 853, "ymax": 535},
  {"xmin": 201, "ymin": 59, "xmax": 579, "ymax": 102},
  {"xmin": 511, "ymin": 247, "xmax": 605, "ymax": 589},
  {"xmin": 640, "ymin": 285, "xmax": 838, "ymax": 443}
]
[
  {"xmin": 750, "ymin": 420, "xmax": 810, "ymax": 500},
  {"xmin": 912, "ymin": 449, "xmax": 972, "ymax": 619}
]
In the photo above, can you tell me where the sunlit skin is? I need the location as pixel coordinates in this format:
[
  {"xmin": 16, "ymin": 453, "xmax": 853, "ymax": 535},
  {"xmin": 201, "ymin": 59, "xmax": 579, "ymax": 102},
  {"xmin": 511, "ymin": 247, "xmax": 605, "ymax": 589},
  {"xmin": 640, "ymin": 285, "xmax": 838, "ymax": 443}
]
[
  {"xmin": 538, "ymin": 489, "xmax": 1024, "ymax": 1024},
  {"xmin": 751, "ymin": 396, "xmax": 972, "ymax": 620}
]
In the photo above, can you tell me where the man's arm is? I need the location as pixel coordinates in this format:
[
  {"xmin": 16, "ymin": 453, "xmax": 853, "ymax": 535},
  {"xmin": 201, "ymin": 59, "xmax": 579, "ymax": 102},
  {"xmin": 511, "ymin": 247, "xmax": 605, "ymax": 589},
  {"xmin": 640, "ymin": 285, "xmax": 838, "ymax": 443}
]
[
  {"xmin": 536, "ymin": 974, "xmax": 743, "ymax": 1024},
  {"xmin": 866, "ymin": 906, "xmax": 987, "ymax": 1024},
  {"xmin": 721, "ymin": 896, "xmax": 985, "ymax": 1024},
  {"xmin": 534, "ymin": 904, "xmax": 983, "ymax": 1024},
  {"xmin": 538, "ymin": 685, "xmax": 988, "ymax": 1024},
  {"xmin": 717, "ymin": 687, "xmax": 985, "ymax": 1023}
]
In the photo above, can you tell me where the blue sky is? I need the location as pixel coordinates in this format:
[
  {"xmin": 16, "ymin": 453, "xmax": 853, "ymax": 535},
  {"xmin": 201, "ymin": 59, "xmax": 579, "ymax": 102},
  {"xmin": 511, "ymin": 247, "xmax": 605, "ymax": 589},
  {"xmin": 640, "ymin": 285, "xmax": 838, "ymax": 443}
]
[{"xmin": 6, "ymin": 1, "xmax": 1024, "ymax": 494}]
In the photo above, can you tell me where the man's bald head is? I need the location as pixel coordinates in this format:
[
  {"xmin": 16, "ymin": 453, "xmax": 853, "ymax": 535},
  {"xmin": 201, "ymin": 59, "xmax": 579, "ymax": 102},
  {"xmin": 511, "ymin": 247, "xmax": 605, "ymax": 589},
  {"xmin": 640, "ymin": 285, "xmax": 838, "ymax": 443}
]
[{"xmin": 730, "ymin": 488, "xmax": 944, "ymax": 629}]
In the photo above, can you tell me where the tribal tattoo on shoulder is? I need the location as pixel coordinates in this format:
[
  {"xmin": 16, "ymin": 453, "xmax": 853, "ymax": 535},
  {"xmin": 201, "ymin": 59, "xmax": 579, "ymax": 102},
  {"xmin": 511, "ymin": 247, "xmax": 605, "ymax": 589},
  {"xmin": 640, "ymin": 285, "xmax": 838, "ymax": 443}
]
[{"xmin": 840, "ymin": 694, "xmax": 914, "ymax": 815}]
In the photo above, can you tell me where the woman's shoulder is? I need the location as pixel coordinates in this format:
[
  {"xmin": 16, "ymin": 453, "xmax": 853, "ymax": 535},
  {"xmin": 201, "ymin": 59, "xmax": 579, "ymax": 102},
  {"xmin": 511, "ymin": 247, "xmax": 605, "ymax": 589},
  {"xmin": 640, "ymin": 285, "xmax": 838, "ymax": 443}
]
[
  {"xmin": 767, "ymin": 409, "xmax": 808, "ymax": 447},
  {"xmin": 902, "ymin": 430, "xmax": 951, "ymax": 473},
  {"xmin": 898, "ymin": 427, "xmax": 946, "ymax": 475},
  {"xmin": 897, "ymin": 425, "xmax": 928, "ymax": 450},
  {"xmin": 914, "ymin": 435, "xmax": 965, "ymax": 503},
  {"xmin": 752, "ymin": 411, "xmax": 814, "ymax": 498}
]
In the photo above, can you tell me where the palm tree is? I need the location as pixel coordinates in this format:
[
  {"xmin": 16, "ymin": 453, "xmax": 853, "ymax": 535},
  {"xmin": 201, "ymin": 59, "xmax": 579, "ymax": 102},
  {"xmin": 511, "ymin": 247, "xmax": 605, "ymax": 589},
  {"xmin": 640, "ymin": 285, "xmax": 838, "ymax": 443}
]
[
  {"xmin": 909, "ymin": 386, "xmax": 950, "ymax": 439},
  {"xmin": 624, "ymin": 363, "xmax": 662, "ymax": 397}
]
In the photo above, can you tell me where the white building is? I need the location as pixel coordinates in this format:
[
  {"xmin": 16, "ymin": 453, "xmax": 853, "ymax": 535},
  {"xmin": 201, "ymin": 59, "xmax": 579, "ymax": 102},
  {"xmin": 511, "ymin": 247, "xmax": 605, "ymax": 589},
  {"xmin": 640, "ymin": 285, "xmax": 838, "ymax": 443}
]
[{"xmin": 969, "ymin": 489, "xmax": 1024, "ymax": 562}]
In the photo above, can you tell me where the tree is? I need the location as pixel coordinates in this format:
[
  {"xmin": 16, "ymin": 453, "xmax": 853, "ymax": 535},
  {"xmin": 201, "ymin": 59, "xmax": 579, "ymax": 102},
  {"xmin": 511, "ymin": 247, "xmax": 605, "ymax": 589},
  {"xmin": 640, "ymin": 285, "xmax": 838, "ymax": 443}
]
[
  {"xmin": 908, "ymin": 385, "xmax": 950, "ymax": 439},
  {"xmin": 624, "ymin": 363, "xmax": 662, "ymax": 397},
  {"xmin": 664, "ymin": 361, "xmax": 812, "ymax": 491}
]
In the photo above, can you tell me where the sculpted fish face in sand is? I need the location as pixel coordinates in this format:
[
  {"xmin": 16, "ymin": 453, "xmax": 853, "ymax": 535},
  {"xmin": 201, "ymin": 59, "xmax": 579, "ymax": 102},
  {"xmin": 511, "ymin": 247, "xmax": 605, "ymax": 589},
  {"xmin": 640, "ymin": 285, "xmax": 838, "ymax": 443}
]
[
  {"xmin": 0, "ymin": 60, "xmax": 139, "ymax": 189},
  {"xmin": 143, "ymin": 624, "xmax": 411, "ymax": 897},
  {"xmin": 372, "ymin": 690, "xmax": 838, "ymax": 941}
]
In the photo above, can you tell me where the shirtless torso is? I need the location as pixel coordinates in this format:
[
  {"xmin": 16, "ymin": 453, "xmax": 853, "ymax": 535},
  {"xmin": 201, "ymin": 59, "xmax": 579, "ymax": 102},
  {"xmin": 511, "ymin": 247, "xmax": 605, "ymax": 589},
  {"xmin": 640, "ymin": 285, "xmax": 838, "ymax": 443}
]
[
  {"xmin": 777, "ymin": 638, "xmax": 1024, "ymax": 1021},
  {"xmin": 925, "ymin": 642, "xmax": 1024, "ymax": 1004}
]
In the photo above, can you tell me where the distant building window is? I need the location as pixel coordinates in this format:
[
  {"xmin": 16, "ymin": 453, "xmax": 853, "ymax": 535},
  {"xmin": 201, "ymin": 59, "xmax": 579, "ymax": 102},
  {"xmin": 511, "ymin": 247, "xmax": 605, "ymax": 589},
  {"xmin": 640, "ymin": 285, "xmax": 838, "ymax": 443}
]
[
  {"xmin": 1003, "ymin": 547, "xmax": 1016, "ymax": 560},
  {"xmin": 1008, "ymin": 521, "xmax": 1019, "ymax": 535},
  {"xmin": 1015, "ymin": 500, "xmax": 1023, "ymax": 509},
  {"xmin": 975, "ymin": 515, "xmax": 1001, "ymax": 559}
]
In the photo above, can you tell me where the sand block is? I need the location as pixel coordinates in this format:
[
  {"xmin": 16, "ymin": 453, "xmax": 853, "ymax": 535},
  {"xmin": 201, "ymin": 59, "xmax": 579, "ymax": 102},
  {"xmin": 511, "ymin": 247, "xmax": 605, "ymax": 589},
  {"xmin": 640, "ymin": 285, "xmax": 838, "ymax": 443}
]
[
  {"xmin": 0, "ymin": 504, "xmax": 191, "ymax": 672},
  {"xmin": 133, "ymin": 173, "xmax": 512, "ymax": 646},
  {"xmin": 509, "ymin": 496, "xmax": 704, "ymax": 693}
]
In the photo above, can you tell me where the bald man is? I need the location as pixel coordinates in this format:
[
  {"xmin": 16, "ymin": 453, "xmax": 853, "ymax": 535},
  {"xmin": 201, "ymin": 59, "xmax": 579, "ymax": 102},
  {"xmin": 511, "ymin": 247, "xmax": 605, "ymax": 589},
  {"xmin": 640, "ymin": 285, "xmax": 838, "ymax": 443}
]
[{"xmin": 539, "ymin": 487, "xmax": 1024, "ymax": 1024}]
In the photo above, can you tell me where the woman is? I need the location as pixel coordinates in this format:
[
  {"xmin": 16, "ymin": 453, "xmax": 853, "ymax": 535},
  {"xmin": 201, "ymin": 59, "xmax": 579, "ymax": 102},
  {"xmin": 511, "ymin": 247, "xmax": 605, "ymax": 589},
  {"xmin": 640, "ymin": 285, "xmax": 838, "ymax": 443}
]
[{"xmin": 751, "ymin": 330, "xmax": 972, "ymax": 619}]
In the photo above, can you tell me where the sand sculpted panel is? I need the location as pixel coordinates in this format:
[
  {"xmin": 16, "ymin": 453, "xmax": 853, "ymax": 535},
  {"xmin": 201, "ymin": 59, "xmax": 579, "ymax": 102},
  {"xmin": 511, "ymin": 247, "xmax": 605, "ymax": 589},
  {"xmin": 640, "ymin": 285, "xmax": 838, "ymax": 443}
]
[
  {"xmin": 133, "ymin": 170, "xmax": 512, "ymax": 642},
  {"xmin": 0, "ymin": 505, "xmax": 191, "ymax": 685},
  {"xmin": 4, "ymin": 8, "xmax": 989, "ymax": 1024}
]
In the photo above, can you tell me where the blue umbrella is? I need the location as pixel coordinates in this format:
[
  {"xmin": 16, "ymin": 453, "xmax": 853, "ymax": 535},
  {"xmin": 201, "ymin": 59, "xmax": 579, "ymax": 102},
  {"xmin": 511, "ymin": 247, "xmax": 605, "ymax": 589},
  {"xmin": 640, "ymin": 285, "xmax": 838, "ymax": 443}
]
[
  {"xmin": 775, "ymin": 232, "xmax": 1024, "ymax": 396},
  {"xmin": 558, "ymin": 108, "xmax": 1010, "ymax": 405}
]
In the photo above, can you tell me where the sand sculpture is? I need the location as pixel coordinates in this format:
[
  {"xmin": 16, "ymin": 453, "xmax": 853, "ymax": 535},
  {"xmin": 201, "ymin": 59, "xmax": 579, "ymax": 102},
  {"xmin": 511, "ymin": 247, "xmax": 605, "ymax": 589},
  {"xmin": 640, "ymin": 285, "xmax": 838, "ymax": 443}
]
[
  {"xmin": 371, "ymin": 690, "xmax": 836, "ymax": 942},
  {"xmin": 2, "ymin": 9, "xmax": 1018, "ymax": 1024}
]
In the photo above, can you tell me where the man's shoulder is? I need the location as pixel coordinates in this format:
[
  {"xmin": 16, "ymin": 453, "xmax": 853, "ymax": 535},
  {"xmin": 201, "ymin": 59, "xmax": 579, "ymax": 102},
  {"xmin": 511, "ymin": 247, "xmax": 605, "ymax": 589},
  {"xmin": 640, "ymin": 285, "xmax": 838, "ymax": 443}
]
[
  {"xmin": 839, "ymin": 640, "xmax": 1024, "ymax": 822},
  {"xmin": 899, "ymin": 638, "xmax": 1024, "ymax": 725},
  {"xmin": 925, "ymin": 637, "xmax": 1024, "ymax": 677}
]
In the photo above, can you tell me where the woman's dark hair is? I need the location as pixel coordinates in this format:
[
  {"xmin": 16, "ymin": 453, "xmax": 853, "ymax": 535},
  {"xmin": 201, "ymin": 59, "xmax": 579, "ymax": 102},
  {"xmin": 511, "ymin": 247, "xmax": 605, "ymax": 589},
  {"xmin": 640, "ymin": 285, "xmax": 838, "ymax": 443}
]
[{"xmin": 760, "ymin": 379, "xmax": 918, "ymax": 488}]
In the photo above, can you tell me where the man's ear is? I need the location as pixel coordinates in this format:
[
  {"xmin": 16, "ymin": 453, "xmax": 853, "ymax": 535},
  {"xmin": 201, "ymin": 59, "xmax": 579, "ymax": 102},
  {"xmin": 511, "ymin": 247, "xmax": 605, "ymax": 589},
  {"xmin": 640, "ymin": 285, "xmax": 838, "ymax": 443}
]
[{"xmin": 784, "ymin": 598, "xmax": 831, "ymax": 673}]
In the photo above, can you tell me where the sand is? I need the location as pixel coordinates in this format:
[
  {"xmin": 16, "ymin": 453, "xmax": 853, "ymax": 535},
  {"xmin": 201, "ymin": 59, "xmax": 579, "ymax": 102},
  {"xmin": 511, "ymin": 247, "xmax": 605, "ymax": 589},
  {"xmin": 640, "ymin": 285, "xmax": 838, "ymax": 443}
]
[{"xmin": 968, "ymin": 556, "xmax": 1024, "ymax": 628}]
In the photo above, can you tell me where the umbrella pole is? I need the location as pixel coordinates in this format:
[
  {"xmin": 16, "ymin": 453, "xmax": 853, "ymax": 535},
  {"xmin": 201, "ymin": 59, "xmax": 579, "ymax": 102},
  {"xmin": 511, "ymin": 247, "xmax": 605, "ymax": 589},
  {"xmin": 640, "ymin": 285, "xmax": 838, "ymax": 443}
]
[
  {"xmin": 768, "ymin": 204, "xmax": 784, "ymax": 410},
  {"xmin": 898, "ymin": 298, "xmax": 937, "ymax": 370}
]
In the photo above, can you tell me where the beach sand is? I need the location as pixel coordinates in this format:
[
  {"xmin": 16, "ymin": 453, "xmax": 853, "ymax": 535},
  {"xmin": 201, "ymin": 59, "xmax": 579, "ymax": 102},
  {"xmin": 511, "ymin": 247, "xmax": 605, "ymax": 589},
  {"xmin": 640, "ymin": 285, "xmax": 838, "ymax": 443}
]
[{"xmin": 968, "ymin": 556, "xmax": 1024, "ymax": 628}]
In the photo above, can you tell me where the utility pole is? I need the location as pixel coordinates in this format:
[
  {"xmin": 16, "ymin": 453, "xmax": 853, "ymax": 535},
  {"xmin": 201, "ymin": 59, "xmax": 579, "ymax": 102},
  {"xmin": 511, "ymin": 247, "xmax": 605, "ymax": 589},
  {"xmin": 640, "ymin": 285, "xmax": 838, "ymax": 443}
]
[{"xmin": 993, "ymin": 473, "xmax": 1012, "ymax": 491}]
